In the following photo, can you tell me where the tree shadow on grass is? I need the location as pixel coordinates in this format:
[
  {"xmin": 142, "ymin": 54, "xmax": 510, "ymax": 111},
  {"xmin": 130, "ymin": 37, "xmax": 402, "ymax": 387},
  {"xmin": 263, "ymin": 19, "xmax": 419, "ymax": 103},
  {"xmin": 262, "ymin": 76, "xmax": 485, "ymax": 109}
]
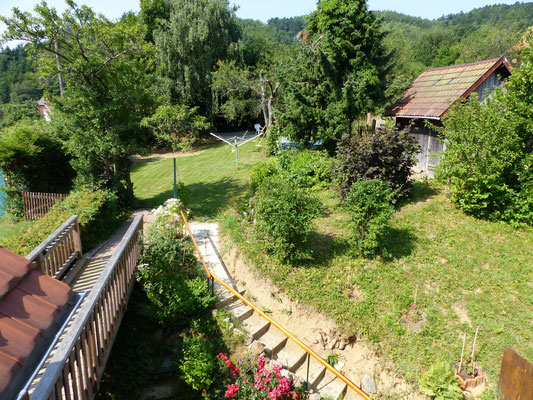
[
  {"xmin": 184, "ymin": 178, "xmax": 247, "ymax": 218},
  {"xmin": 407, "ymin": 180, "xmax": 440, "ymax": 206},
  {"xmin": 381, "ymin": 226, "xmax": 418, "ymax": 260},
  {"xmin": 303, "ymin": 231, "xmax": 349, "ymax": 267}
]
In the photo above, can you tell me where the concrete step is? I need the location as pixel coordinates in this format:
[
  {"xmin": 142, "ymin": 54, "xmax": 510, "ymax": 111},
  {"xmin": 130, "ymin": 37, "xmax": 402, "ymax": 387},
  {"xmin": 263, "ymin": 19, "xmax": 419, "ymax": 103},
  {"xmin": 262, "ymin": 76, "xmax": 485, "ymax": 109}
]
[
  {"xmin": 217, "ymin": 288, "xmax": 246, "ymax": 308},
  {"xmin": 273, "ymin": 340, "xmax": 308, "ymax": 372},
  {"xmin": 315, "ymin": 370, "xmax": 348, "ymax": 400},
  {"xmin": 343, "ymin": 387, "xmax": 369, "ymax": 400},
  {"xmin": 241, "ymin": 313, "xmax": 270, "ymax": 339},
  {"xmin": 225, "ymin": 299, "xmax": 253, "ymax": 321},
  {"xmin": 256, "ymin": 325, "xmax": 288, "ymax": 358},
  {"xmin": 294, "ymin": 357, "xmax": 326, "ymax": 389}
]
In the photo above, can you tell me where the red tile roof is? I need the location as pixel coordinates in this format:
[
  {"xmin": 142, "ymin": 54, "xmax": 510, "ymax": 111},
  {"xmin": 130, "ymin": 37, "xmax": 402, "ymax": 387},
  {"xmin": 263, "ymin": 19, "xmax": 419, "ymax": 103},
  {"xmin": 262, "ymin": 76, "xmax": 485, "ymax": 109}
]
[
  {"xmin": 385, "ymin": 57, "xmax": 512, "ymax": 119},
  {"xmin": 0, "ymin": 247, "xmax": 73, "ymax": 397}
]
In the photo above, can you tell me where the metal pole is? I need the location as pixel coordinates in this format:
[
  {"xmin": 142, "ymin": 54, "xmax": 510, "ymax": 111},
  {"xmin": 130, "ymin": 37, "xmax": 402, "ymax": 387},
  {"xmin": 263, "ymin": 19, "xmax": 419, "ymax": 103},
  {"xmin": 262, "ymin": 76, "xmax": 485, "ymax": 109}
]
[
  {"xmin": 306, "ymin": 353, "xmax": 310, "ymax": 387},
  {"xmin": 173, "ymin": 158, "xmax": 177, "ymax": 198},
  {"xmin": 235, "ymin": 136, "xmax": 238, "ymax": 170}
]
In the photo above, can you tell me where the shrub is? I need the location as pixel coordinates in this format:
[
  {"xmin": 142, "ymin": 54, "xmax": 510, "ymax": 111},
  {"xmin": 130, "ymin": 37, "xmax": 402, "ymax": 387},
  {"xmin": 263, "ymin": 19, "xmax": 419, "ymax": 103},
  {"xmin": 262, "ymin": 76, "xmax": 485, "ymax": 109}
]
[
  {"xmin": 279, "ymin": 149, "xmax": 334, "ymax": 189},
  {"xmin": 419, "ymin": 361, "xmax": 463, "ymax": 400},
  {"xmin": 179, "ymin": 321, "xmax": 217, "ymax": 391},
  {"xmin": 3, "ymin": 189, "xmax": 123, "ymax": 255},
  {"xmin": 139, "ymin": 199, "xmax": 216, "ymax": 325},
  {"xmin": 436, "ymin": 94, "xmax": 532, "ymax": 224},
  {"xmin": 344, "ymin": 179, "xmax": 395, "ymax": 258},
  {"xmin": 217, "ymin": 354, "xmax": 292, "ymax": 399},
  {"xmin": 335, "ymin": 127, "xmax": 419, "ymax": 198},
  {"xmin": 250, "ymin": 175, "xmax": 321, "ymax": 262},
  {"xmin": 250, "ymin": 158, "xmax": 281, "ymax": 194},
  {"xmin": 0, "ymin": 120, "xmax": 74, "ymax": 217}
]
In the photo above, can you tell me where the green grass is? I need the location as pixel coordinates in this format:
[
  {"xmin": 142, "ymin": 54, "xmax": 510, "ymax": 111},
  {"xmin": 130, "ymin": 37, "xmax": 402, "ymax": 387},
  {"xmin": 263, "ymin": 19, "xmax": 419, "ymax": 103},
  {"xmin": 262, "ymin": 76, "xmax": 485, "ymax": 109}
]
[
  {"xmin": 131, "ymin": 141, "xmax": 266, "ymax": 217},
  {"xmin": 0, "ymin": 216, "xmax": 32, "ymax": 246},
  {"xmin": 222, "ymin": 181, "xmax": 533, "ymax": 395}
]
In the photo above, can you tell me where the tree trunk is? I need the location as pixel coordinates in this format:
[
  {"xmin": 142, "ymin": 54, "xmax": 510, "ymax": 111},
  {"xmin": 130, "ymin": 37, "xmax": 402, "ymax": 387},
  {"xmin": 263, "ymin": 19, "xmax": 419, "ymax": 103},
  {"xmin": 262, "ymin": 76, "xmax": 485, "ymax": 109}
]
[{"xmin": 55, "ymin": 39, "xmax": 65, "ymax": 98}]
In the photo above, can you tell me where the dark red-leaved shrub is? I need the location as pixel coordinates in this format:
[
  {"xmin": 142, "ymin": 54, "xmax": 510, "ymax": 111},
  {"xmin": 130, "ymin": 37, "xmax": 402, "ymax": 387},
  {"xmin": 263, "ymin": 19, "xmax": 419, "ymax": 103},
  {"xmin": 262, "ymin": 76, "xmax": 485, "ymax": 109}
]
[{"xmin": 335, "ymin": 128, "xmax": 419, "ymax": 198}]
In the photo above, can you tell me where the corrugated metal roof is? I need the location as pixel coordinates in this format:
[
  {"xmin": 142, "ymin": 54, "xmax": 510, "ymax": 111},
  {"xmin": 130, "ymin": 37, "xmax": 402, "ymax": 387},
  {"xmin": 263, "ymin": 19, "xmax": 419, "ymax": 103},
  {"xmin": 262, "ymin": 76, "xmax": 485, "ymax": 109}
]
[
  {"xmin": 0, "ymin": 247, "xmax": 73, "ymax": 397},
  {"xmin": 385, "ymin": 57, "xmax": 511, "ymax": 119}
]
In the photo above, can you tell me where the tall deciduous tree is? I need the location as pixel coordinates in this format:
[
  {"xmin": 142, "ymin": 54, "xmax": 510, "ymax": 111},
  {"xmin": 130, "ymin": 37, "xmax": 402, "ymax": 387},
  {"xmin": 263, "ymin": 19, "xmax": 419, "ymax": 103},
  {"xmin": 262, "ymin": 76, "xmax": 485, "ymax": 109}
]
[
  {"xmin": 276, "ymin": 0, "xmax": 388, "ymax": 144},
  {"xmin": 212, "ymin": 60, "xmax": 279, "ymax": 130},
  {"xmin": 1, "ymin": 1, "xmax": 156, "ymax": 205},
  {"xmin": 154, "ymin": 0, "xmax": 241, "ymax": 118}
]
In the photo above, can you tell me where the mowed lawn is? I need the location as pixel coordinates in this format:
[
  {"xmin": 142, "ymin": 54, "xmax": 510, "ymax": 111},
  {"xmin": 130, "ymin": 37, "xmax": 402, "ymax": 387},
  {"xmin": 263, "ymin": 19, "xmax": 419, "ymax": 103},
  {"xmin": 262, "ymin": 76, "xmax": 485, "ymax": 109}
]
[
  {"xmin": 223, "ymin": 181, "xmax": 533, "ymax": 394},
  {"xmin": 131, "ymin": 140, "xmax": 266, "ymax": 216}
]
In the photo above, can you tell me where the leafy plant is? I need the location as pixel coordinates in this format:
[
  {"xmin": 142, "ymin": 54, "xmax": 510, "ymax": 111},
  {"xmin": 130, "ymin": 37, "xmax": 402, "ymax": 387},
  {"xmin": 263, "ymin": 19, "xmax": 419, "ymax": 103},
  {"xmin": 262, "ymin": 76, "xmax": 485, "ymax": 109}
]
[
  {"xmin": 139, "ymin": 199, "xmax": 216, "ymax": 325},
  {"xmin": 435, "ymin": 31, "xmax": 533, "ymax": 224},
  {"xmin": 141, "ymin": 104, "xmax": 209, "ymax": 151},
  {"xmin": 3, "ymin": 189, "xmax": 123, "ymax": 254},
  {"xmin": 326, "ymin": 352, "xmax": 339, "ymax": 367},
  {"xmin": 0, "ymin": 120, "xmax": 74, "ymax": 216},
  {"xmin": 180, "ymin": 322, "xmax": 217, "ymax": 391},
  {"xmin": 217, "ymin": 354, "xmax": 292, "ymax": 399},
  {"xmin": 250, "ymin": 158, "xmax": 281, "ymax": 194},
  {"xmin": 278, "ymin": 149, "xmax": 334, "ymax": 190},
  {"xmin": 335, "ymin": 127, "xmax": 419, "ymax": 199},
  {"xmin": 250, "ymin": 175, "xmax": 321, "ymax": 262},
  {"xmin": 419, "ymin": 361, "xmax": 463, "ymax": 400},
  {"xmin": 344, "ymin": 179, "xmax": 395, "ymax": 257}
]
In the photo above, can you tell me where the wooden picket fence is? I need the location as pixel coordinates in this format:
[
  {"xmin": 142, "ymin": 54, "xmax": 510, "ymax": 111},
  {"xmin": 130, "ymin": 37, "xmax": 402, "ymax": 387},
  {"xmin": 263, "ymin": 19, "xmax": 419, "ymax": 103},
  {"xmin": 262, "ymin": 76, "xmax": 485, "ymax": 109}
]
[{"xmin": 23, "ymin": 192, "xmax": 68, "ymax": 220}]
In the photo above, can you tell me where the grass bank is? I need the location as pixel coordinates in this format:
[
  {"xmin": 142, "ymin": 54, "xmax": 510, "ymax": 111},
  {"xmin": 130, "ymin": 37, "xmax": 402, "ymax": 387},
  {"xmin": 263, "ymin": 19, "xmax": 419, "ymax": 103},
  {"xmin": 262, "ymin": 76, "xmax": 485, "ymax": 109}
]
[
  {"xmin": 222, "ymin": 181, "xmax": 533, "ymax": 395},
  {"xmin": 0, "ymin": 216, "xmax": 32, "ymax": 246},
  {"xmin": 131, "ymin": 140, "xmax": 266, "ymax": 216}
]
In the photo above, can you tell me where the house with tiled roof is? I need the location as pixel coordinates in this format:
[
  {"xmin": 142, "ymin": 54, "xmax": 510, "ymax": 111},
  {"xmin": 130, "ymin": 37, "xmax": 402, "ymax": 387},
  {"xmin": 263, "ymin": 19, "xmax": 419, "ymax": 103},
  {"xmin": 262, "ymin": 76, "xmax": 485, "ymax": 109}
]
[{"xmin": 384, "ymin": 57, "xmax": 512, "ymax": 173}]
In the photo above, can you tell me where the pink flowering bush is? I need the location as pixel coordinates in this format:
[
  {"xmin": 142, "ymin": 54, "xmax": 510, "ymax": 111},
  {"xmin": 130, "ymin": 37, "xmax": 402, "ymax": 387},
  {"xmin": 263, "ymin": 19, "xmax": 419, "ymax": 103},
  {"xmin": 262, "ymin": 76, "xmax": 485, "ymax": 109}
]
[{"xmin": 217, "ymin": 354, "xmax": 293, "ymax": 399}]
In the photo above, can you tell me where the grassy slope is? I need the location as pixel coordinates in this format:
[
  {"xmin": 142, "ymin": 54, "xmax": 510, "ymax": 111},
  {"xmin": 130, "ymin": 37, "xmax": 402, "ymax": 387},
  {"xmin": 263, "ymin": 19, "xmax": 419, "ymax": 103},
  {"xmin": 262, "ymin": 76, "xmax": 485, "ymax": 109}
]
[
  {"xmin": 223, "ymin": 181, "xmax": 533, "ymax": 391},
  {"xmin": 0, "ymin": 216, "xmax": 32, "ymax": 246},
  {"xmin": 131, "ymin": 141, "xmax": 266, "ymax": 216},
  {"xmin": 132, "ymin": 144, "xmax": 532, "ymax": 392}
]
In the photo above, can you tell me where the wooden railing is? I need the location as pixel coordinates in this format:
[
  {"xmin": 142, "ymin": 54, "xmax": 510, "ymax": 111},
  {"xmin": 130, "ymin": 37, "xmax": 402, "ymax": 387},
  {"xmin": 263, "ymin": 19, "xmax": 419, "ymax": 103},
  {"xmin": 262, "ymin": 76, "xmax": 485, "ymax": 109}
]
[
  {"xmin": 179, "ymin": 209, "xmax": 370, "ymax": 400},
  {"xmin": 23, "ymin": 192, "xmax": 68, "ymax": 220},
  {"xmin": 27, "ymin": 215, "xmax": 83, "ymax": 280},
  {"xmin": 29, "ymin": 214, "xmax": 143, "ymax": 400}
]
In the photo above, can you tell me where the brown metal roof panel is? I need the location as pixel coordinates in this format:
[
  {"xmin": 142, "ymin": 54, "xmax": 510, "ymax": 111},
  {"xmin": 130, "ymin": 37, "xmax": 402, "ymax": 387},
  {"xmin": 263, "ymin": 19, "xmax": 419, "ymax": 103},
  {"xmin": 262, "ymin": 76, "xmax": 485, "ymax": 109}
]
[
  {"xmin": 18, "ymin": 270, "xmax": 73, "ymax": 308},
  {"xmin": 0, "ymin": 270, "xmax": 16, "ymax": 299},
  {"xmin": 0, "ymin": 248, "xmax": 35, "ymax": 282},
  {"xmin": 0, "ymin": 316, "xmax": 42, "ymax": 363},
  {"xmin": 0, "ymin": 354, "xmax": 22, "ymax": 393},
  {"xmin": 0, "ymin": 289, "xmax": 60, "ymax": 333}
]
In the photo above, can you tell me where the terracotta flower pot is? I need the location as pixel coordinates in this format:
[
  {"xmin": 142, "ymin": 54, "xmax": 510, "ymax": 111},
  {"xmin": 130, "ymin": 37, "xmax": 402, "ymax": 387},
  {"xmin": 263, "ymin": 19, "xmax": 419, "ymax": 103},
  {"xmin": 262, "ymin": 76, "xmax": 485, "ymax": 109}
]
[{"xmin": 454, "ymin": 363, "xmax": 486, "ymax": 390}]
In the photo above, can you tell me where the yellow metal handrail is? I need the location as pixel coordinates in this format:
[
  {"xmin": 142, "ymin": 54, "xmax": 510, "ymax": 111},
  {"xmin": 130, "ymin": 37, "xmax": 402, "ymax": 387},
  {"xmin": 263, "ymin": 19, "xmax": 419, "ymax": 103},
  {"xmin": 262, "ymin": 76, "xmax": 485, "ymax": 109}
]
[{"xmin": 180, "ymin": 209, "xmax": 370, "ymax": 400}]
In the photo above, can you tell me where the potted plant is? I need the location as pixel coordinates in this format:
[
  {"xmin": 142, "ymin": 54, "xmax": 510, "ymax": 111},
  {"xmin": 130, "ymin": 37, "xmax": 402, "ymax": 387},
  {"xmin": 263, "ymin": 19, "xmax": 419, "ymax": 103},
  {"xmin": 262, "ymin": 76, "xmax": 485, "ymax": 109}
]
[{"xmin": 454, "ymin": 327, "xmax": 486, "ymax": 390}]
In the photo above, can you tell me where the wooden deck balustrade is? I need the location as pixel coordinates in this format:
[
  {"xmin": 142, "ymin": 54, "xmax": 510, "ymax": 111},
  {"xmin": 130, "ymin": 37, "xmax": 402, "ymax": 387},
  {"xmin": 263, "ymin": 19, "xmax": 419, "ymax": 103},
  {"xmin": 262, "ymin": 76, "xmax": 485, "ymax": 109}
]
[
  {"xmin": 28, "ymin": 214, "xmax": 143, "ymax": 400},
  {"xmin": 27, "ymin": 215, "xmax": 83, "ymax": 280}
]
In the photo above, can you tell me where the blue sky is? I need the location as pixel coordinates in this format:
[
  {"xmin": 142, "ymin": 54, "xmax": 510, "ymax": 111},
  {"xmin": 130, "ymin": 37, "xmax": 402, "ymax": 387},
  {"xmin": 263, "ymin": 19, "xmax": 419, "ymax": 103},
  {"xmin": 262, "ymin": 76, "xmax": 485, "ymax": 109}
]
[{"xmin": 0, "ymin": 0, "xmax": 528, "ymax": 27}]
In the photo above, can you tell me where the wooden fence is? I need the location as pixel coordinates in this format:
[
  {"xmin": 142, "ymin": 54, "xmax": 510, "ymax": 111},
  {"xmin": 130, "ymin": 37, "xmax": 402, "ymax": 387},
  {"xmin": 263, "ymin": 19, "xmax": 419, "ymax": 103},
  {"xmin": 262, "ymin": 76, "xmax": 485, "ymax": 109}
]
[
  {"xmin": 29, "ymin": 214, "xmax": 143, "ymax": 400},
  {"xmin": 27, "ymin": 215, "xmax": 83, "ymax": 280},
  {"xmin": 23, "ymin": 192, "xmax": 68, "ymax": 220},
  {"xmin": 498, "ymin": 346, "xmax": 533, "ymax": 399}
]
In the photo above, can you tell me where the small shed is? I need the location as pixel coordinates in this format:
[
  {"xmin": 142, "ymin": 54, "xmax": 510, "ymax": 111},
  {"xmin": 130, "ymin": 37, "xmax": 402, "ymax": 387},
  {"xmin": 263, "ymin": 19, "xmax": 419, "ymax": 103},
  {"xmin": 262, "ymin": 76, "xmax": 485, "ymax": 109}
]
[{"xmin": 384, "ymin": 57, "xmax": 512, "ymax": 174}]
